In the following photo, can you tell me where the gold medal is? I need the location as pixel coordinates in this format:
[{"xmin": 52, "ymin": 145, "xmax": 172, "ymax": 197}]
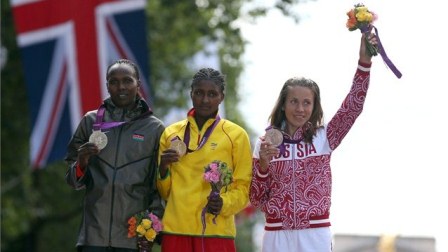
[
  {"xmin": 265, "ymin": 128, "xmax": 283, "ymax": 146},
  {"xmin": 89, "ymin": 130, "xmax": 108, "ymax": 150},
  {"xmin": 170, "ymin": 139, "xmax": 187, "ymax": 157}
]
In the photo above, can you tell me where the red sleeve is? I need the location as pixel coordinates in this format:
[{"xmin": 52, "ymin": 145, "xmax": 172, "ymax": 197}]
[
  {"xmin": 358, "ymin": 60, "xmax": 372, "ymax": 69},
  {"xmin": 326, "ymin": 61, "xmax": 371, "ymax": 150},
  {"xmin": 76, "ymin": 163, "xmax": 85, "ymax": 179}
]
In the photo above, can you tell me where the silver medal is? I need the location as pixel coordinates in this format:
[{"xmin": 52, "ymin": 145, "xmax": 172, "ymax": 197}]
[{"xmin": 89, "ymin": 130, "xmax": 108, "ymax": 150}]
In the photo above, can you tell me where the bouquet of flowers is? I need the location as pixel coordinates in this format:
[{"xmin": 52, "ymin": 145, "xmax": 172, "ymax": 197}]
[
  {"xmin": 346, "ymin": 3, "xmax": 402, "ymax": 79},
  {"xmin": 127, "ymin": 210, "xmax": 162, "ymax": 252},
  {"xmin": 203, "ymin": 160, "xmax": 233, "ymax": 193},
  {"xmin": 201, "ymin": 160, "xmax": 233, "ymax": 234},
  {"xmin": 346, "ymin": 3, "xmax": 378, "ymax": 56}
]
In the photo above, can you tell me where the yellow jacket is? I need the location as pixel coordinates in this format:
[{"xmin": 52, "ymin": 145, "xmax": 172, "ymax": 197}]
[{"xmin": 157, "ymin": 110, "xmax": 252, "ymax": 238}]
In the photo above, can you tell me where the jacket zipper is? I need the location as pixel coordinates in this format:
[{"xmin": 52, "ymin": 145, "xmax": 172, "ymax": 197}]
[
  {"xmin": 292, "ymin": 143, "xmax": 297, "ymax": 227},
  {"xmin": 108, "ymin": 115, "xmax": 125, "ymax": 247}
]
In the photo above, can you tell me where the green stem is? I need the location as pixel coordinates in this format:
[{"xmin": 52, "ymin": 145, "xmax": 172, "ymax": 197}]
[{"xmin": 365, "ymin": 34, "xmax": 378, "ymax": 57}]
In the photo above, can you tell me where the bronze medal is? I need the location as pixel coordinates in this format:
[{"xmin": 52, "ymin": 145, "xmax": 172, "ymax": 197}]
[
  {"xmin": 265, "ymin": 128, "xmax": 283, "ymax": 146},
  {"xmin": 170, "ymin": 139, "xmax": 187, "ymax": 157},
  {"xmin": 89, "ymin": 130, "xmax": 108, "ymax": 150}
]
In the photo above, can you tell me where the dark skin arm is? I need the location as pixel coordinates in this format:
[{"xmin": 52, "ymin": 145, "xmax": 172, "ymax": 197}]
[
  {"xmin": 158, "ymin": 149, "xmax": 178, "ymax": 178},
  {"xmin": 206, "ymin": 193, "xmax": 223, "ymax": 215},
  {"xmin": 76, "ymin": 142, "xmax": 99, "ymax": 171}
]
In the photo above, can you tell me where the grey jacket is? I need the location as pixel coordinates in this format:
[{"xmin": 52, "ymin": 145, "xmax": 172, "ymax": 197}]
[{"xmin": 65, "ymin": 97, "xmax": 164, "ymax": 249}]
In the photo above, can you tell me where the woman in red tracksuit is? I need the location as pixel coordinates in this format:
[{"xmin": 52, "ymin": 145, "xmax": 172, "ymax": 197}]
[{"xmin": 249, "ymin": 33, "xmax": 377, "ymax": 252}]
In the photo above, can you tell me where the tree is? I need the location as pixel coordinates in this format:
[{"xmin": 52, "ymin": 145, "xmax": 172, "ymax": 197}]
[
  {"xmin": 1, "ymin": 1, "xmax": 307, "ymax": 251},
  {"xmin": 146, "ymin": 0, "xmax": 305, "ymax": 129}
]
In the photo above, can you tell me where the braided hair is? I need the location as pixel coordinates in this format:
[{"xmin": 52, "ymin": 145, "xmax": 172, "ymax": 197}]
[
  {"xmin": 191, "ymin": 67, "xmax": 226, "ymax": 93},
  {"xmin": 106, "ymin": 59, "xmax": 140, "ymax": 80}
]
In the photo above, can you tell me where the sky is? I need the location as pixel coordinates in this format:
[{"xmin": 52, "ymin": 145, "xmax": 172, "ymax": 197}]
[{"xmin": 238, "ymin": 0, "xmax": 448, "ymax": 251}]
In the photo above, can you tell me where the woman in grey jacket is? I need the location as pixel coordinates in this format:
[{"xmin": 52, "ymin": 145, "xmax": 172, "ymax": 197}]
[{"xmin": 65, "ymin": 59, "xmax": 164, "ymax": 252}]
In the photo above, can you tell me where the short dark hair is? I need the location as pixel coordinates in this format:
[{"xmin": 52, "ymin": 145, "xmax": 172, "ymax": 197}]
[{"xmin": 106, "ymin": 59, "xmax": 140, "ymax": 80}]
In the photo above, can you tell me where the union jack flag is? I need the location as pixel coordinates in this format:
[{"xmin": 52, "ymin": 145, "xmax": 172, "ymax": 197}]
[{"xmin": 10, "ymin": 0, "xmax": 152, "ymax": 169}]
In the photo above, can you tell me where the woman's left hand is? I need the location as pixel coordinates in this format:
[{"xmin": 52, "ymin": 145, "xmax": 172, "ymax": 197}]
[{"xmin": 359, "ymin": 32, "xmax": 378, "ymax": 63}]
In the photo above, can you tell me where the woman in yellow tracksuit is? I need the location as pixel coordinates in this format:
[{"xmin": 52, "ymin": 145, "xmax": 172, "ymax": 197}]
[{"xmin": 157, "ymin": 67, "xmax": 252, "ymax": 252}]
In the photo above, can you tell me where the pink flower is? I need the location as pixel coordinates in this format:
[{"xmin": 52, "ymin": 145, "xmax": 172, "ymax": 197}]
[
  {"xmin": 203, "ymin": 160, "xmax": 233, "ymax": 190},
  {"xmin": 209, "ymin": 162, "xmax": 218, "ymax": 171},
  {"xmin": 149, "ymin": 213, "xmax": 163, "ymax": 232},
  {"xmin": 152, "ymin": 221, "xmax": 163, "ymax": 232},
  {"xmin": 148, "ymin": 213, "xmax": 157, "ymax": 222},
  {"xmin": 204, "ymin": 171, "xmax": 220, "ymax": 183},
  {"xmin": 209, "ymin": 172, "xmax": 220, "ymax": 183}
]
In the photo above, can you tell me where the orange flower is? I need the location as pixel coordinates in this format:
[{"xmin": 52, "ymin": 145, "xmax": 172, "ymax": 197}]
[
  {"xmin": 127, "ymin": 216, "xmax": 137, "ymax": 238},
  {"xmin": 127, "ymin": 228, "xmax": 136, "ymax": 238},
  {"xmin": 127, "ymin": 210, "xmax": 163, "ymax": 242},
  {"xmin": 346, "ymin": 3, "xmax": 376, "ymax": 32},
  {"xmin": 128, "ymin": 216, "xmax": 137, "ymax": 225},
  {"xmin": 346, "ymin": 9, "xmax": 357, "ymax": 30}
]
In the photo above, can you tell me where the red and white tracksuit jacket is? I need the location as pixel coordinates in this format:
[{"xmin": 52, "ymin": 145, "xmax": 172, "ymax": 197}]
[{"xmin": 250, "ymin": 61, "xmax": 371, "ymax": 231}]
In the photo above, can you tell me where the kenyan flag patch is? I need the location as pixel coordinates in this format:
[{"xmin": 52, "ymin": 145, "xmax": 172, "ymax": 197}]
[{"xmin": 132, "ymin": 133, "xmax": 144, "ymax": 142}]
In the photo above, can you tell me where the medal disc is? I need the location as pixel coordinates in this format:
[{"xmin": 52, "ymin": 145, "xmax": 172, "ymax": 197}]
[
  {"xmin": 89, "ymin": 130, "xmax": 108, "ymax": 150},
  {"xmin": 265, "ymin": 128, "xmax": 283, "ymax": 146},
  {"xmin": 170, "ymin": 139, "xmax": 187, "ymax": 156}
]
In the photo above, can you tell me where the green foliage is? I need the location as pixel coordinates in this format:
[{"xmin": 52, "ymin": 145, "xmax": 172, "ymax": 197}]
[
  {"xmin": 146, "ymin": 0, "xmax": 304, "ymax": 130},
  {"xmin": 1, "ymin": 1, "xmax": 34, "ymax": 250},
  {"xmin": 1, "ymin": 0, "xmax": 307, "ymax": 251},
  {"xmin": 235, "ymin": 214, "xmax": 257, "ymax": 252}
]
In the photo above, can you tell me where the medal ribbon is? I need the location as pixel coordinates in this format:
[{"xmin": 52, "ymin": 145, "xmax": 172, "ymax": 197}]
[
  {"xmin": 93, "ymin": 106, "xmax": 126, "ymax": 131},
  {"xmin": 93, "ymin": 105, "xmax": 151, "ymax": 131},
  {"xmin": 265, "ymin": 126, "xmax": 303, "ymax": 156},
  {"xmin": 184, "ymin": 115, "xmax": 221, "ymax": 153},
  {"xmin": 171, "ymin": 136, "xmax": 181, "ymax": 142},
  {"xmin": 361, "ymin": 25, "xmax": 402, "ymax": 79},
  {"xmin": 279, "ymin": 138, "xmax": 304, "ymax": 156}
]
